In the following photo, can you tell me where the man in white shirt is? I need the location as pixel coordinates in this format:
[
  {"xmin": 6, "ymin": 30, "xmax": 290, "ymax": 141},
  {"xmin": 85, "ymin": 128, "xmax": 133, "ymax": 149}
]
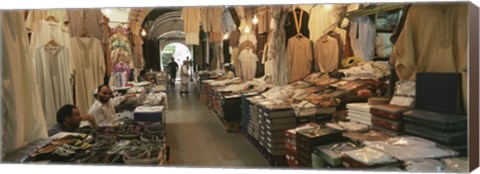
[{"xmin": 88, "ymin": 85, "xmax": 134, "ymax": 127}]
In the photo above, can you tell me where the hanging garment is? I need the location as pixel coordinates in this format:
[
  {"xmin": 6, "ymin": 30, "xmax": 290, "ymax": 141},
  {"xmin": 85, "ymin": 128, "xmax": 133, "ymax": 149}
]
[
  {"xmin": 201, "ymin": 7, "xmax": 223, "ymax": 42},
  {"xmin": 111, "ymin": 48, "xmax": 133, "ymax": 70},
  {"xmin": 33, "ymin": 44, "xmax": 74, "ymax": 128},
  {"xmin": 230, "ymin": 30, "xmax": 241, "ymax": 48},
  {"xmin": 66, "ymin": 9, "xmax": 105, "ymax": 43},
  {"xmin": 29, "ymin": 20, "xmax": 66, "ymax": 65},
  {"xmin": 328, "ymin": 31, "xmax": 345, "ymax": 64},
  {"xmin": 271, "ymin": 7, "xmax": 290, "ymax": 85},
  {"xmin": 239, "ymin": 32, "xmax": 258, "ymax": 46},
  {"xmin": 239, "ymin": 48, "xmax": 258, "ymax": 81},
  {"xmin": 308, "ymin": 5, "xmax": 341, "ymax": 43},
  {"xmin": 2, "ymin": 11, "xmax": 48, "ymax": 155},
  {"xmin": 288, "ymin": 36, "xmax": 313, "ymax": 83},
  {"xmin": 314, "ymin": 35, "xmax": 339, "ymax": 73},
  {"xmin": 70, "ymin": 37, "xmax": 106, "ymax": 114},
  {"xmin": 222, "ymin": 9, "xmax": 237, "ymax": 34},
  {"xmin": 182, "ymin": 7, "xmax": 202, "ymax": 45},
  {"xmin": 284, "ymin": 8, "xmax": 310, "ymax": 44},
  {"xmin": 348, "ymin": 16, "xmax": 376, "ymax": 61},
  {"xmin": 231, "ymin": 47, "xmax": 242, "ymax": 78},
  {"xmin": 262, "ymin": 32, "xmax": 274, "ymax": 75},
  {"xmin": 25, "ymin": 9, "xmax": 68, "ymax": 31},
  {"xmin": 393, "ymin": 4, "xmax": 467, "ymax": 112}
]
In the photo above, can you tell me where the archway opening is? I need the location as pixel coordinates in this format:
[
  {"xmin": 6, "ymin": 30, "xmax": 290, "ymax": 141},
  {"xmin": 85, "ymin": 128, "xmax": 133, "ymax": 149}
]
[{"xmin": 161, "ymin": 42, "xmax": 191, "ymax": 80}]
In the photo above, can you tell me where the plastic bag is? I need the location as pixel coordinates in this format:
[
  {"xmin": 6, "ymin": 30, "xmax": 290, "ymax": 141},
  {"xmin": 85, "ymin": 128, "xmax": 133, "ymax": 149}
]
[
  {"xmin": 343, "ymin": 147, "xmax": 397, "ymax": 166},
  {"xmin": 404, "ymin": 159, "xmax": 445, "ymax": 172}
]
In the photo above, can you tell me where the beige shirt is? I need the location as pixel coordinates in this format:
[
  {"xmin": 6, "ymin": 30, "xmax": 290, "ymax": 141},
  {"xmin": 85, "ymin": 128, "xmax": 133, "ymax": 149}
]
[
  {"xmin": 393, "ymin": 4, "xmax": 467, "ymax": 111},
  {"xmin": 66, "ymin": 9, "xmax": 105, "ymax": 43},
  {"xmin": 88, "ymin": 96, "xmax": 125, "ymax": 127},
  {"xmin": 315, "ymin": 35, "xmax": 339, "ymax": 73},
  {"xmin": 25, "ymin": 9, "xmax": 68, "ymax": 31},
  {"xmin": 288, "ymin": 36, "xmax": 313, "ymax": 82},
  {"xmin": 70, "ymin": 37, "xmax": 106, "ymax": 114}
]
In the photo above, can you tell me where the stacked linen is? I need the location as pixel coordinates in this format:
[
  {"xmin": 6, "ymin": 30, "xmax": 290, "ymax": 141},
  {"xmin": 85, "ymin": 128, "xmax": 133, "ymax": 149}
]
[{"xmin": 346, "ymin": 103, "xmax": 373, "ymax": 126}]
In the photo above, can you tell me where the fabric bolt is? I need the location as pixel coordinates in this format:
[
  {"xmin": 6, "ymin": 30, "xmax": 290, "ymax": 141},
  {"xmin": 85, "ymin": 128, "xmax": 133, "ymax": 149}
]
[
  {"xmin": 70, "ymin": 37, "xmax": 106, "ymax": 114},
  {"xmin": 288, "ymin": 36, "xmax": 313, "ymax": 83},
  {"xmin": 33, "ymin": 44, "xmax": 74, "ymax": 128},
  {"xmin": 2, "ymin": 11, "xmax": 49, "ymax": 155},
  {"xmin": 393, "ymin": 3, "xmax": 467, "ymax": 111},
  {"xmin": 66, "ymin": 9, "xmax": 105, "ymax": 44},
  {"xmin": 182, "ymin": 7, "xmax": 202, "ymax": 45},
  {"xmin": 29, "ymin": 20, "xmax": 66, "ymax": 65},
  {"xmin": 239, "ymin": 48, "xmax": 258, "ymax": 81},
  {"xmin": 25, "ymin": 9, "xmax": 68, "ymax": 31},
  {"xmin": 88, "ymin": 96, "xmax": 125, "ymax": 127},
  {"xmin": 349, "ymin": 16, "xmax": 376, "ymax": 61},
  {"xmin": 314, "ymin": 35, "xmax": 339, "ymax": 73}
]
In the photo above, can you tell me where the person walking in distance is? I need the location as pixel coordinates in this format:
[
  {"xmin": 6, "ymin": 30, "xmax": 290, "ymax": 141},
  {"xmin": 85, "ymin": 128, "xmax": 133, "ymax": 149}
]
[
  {"xmin": 180, "ymin": 60, "xmax": 190, "ymax": 93},
  {"xmin": 167, "ymin": 58, "xmax": 179, "ymax": 86}
]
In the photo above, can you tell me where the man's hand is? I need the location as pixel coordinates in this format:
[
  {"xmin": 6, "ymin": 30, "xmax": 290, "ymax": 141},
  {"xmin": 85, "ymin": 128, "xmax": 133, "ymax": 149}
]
[{"xmin": 80, "ymin": 114, "xmax": 97, "ymax": 129}]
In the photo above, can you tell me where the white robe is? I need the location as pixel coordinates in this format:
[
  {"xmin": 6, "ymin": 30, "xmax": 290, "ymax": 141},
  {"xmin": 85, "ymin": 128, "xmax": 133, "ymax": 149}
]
[
  {"xmin": 349, "ymin": 16, "xmax": 376, "ymax": 61},
  {"xmin": 2, "ymin": 11, "xmax": 48, "ymax": 154},
  {"xmin": 238, "ymin": 48, "xmax": 258, "ymax": 81},
  {"xmin": 29, "ymin": 20, "xmax": 66, "ymax": 67},
  {"xmin": 33, "ymin": 44, "xmax": 74, "ymax": 128},
  {"xmin": 180, "ymin": 65, "xmax": 189, "ymax": 85},
  {"xmin": 70, "ymin": 37, "xmax": 106, "ymax": 114}
]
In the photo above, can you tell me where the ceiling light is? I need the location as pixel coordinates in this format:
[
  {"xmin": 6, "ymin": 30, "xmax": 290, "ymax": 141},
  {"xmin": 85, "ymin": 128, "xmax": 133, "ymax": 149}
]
[
  {"xmin": 223, "ymin": 33, "xmax": 229, "ymax": 40},
  {"xmin": 252, "ymin": 15, "xmax": 258, "ymax": 25},
  {"xmin": 244, "ymin": 26, "xmax": 250, "ymax": 33},
  {"xmin": 324, "ymin": 4, "xmax": 333, "ymax": 10},
  {"xmin": 141, "ymin": 28, "xmax": 147, "ymax": 37}
]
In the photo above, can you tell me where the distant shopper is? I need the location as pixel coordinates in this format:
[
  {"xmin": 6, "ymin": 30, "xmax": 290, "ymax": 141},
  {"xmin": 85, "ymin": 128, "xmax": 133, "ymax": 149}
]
[
  {"xmin": 180, "ymin": 60, "xmax": 190, "ymax": 93},
  {"xmin": 167, "ymin": 58, "xmax": 179, "ymax": 86}
]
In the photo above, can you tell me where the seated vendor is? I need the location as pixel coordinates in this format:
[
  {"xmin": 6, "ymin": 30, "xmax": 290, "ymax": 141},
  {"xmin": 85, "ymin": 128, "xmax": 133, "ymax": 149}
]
[
  {"xmin": 88, "ymin": 85, "xmax": 135, "ymax": 127},
  {"xmin": 219, "ymin": 64, "xmax": 235, "ymax": 80},
  {"xmin": 48, "ymin": 104, "xmax": 97, "ymax": 136}
]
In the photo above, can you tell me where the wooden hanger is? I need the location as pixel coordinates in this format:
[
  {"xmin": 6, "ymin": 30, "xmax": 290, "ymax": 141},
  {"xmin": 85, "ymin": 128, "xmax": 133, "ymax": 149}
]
[
  {"xmin": 45, "ymin": 15, "xmax": 58, "ymax": 23},
  {"xmin": 80, "ymin": 31, "xmax": 90, "ymax": 37},
  {"xmin": 46, "ymin": 39, "xmax": 59, "ymax": 46}
]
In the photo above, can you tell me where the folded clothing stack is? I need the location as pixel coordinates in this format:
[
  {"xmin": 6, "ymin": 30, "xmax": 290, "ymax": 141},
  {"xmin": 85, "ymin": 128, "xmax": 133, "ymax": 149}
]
[
  {"xmin": 346, "ymin": 103, "xmax": 373, "ymax": 126},
  {"xmin": 284, "ymin": 123, "xmax": 320, "ymax": 167},
  {"xmin": 402, "ymin": 109, "xmax": 467, "ymax": 156},
  {"xmin": 370, "ymin": 104, "xmax": 411, "ymax": 136},
  {"xmin": 296, "ymin": 127, "xmax": 344, "ymax": 168},
  {"xmin": 133, "ymin": 106, "xmax": 164, "ymax": 123}
]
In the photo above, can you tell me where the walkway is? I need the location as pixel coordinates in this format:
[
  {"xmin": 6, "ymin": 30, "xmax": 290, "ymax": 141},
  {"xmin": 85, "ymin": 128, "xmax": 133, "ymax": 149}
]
[{"xmin": 165, "ymin": 81, "xmax": 270, "ymax": 168}]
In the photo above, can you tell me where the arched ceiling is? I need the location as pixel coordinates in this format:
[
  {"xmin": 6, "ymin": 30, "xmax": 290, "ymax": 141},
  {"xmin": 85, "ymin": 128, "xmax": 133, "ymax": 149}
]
[{"xmin": 140, "ymin": 7, "xmax": 184, "ymax": 40}]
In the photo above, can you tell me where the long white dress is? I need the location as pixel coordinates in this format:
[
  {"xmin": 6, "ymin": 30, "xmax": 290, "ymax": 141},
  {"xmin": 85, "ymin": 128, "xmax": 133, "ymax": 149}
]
[
  {"xmin": 2, "ymin": 11, "xmax": 48, "ymax": 155},
  {"xmin": 33, "ymin": 44, "xmax": 74, "ymax": 128},
  {"xmin": 238, "ymin": 48, "xmax": 258, "ymax": 81},
  {"xmin": 29, "ymin": 19, "xmax": 66, "ymax": 67},
  {"xmin": 70, "ymin": 37, "xmax": 106, "ymax": 114}
]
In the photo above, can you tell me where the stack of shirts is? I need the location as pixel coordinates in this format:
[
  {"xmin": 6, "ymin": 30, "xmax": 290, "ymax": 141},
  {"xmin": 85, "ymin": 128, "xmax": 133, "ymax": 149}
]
[
  {"xmin": 240, "ymin": 94, "xmax": 261, "ymax": 132},
  {"xmin": 312, "ymin": 142, "xmax": 359, "ymax": 168},
  {"xmin": 284, "ymin": 123, "xmax": 320, "ymax": 168},
  {"xmin": 403, "ymin": 110, "xmax": 467, "ymax": 156},
  {"xmin": 370, "ymin": 104, "xmax": 411, "ymax": 136},
  {"xmin": 346, "ymin": 103, "xmax": 373, "ymax": 126},
  {"xmin": 296, "ymin": 127, "xmax": 344, "ymax": 168},
  {"xmin": 256, "ymin": 100, "xmax": 296, "ymax": 157},
  {"xmin": 246, "ymin": 96, "xmax": 264, "ymax": 141}
]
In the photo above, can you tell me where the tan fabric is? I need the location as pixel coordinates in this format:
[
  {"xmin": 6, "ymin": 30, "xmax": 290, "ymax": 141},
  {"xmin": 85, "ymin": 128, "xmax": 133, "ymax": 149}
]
[
  {"xmin": 393, "ymin": 4, "xmax": 467, "ymax": 111},
  {"xmin": 229, "ymin": 30, "xmax": 241, "ymax": 48},
  {"xmin": 132, "ymin": 34, "xmax": 144, "ymax": 69},
  {"xmin": 231, "ymin": 47, "xmax": 242, "ymax": 78},
  {"xmin": 315, "ymin": 35, "xmax": 339, "ymax": 72},
  {"xmin": 210, "ymin": 7, "xmax": 224, "ymax": 42},
  {"xmin": 29, "ymin": 20, "xmax": 66, "ymax": 66},
  {"xmin": 308, "ymin": 5, "xmax": 341, "ymax": 43},
  {"xmin": 182, "ymin": 7, "xmax": 201, "ymax": 45},
  {"xmin": 70, "ymin": 37, "xmax": 106, "ymax": 114},
  {"xmin": 288, "ymin": 36, "xmax": 313, "ymax": 82},
  {"xmin": 239, "ymin": 48, "xmax": 258, "ymax": 81},
  {"xmin": 2, "ymin": 11, "xmax": 48, "ymax": 154},
  {"xmin": 66, "ymin": 9, "xmax": 105, "ymax": 43},
  {"xmin": 25, "ymin": 9, "xmax": 68, "ymax": 31}
]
